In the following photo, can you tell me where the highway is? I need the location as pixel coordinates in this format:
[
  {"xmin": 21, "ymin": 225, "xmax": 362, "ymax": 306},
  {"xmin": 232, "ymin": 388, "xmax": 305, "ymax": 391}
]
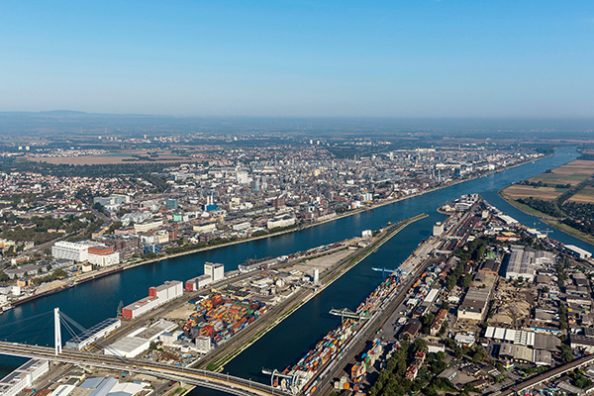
[
  {"xmin": 0, "ymin": 341, "xmax": 289, "ymax": 396},
  {"xmin": 493, "ymin": 354, "xmax": 594, "ymax": 396}
]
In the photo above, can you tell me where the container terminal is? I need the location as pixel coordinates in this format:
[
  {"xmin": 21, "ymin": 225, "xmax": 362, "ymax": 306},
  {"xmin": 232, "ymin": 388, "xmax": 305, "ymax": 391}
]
[
  {"xmin": 0, "ymin": 215, "xmax": 427, "ymax": 396},
  {"xmin": 264, "ymin": 199, "xmax": 477, "ymax": 395}
]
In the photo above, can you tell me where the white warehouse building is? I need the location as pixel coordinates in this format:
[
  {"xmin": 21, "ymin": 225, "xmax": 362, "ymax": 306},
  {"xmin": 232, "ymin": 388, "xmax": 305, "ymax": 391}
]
[
  {"xmin": 204, "ymin": 262, "xmax": 225, "ymax": 282},
  {"xmin": 51, "ymin": 241, "xmax": 91, "ymax": 262},
  {"xmin": 267, "ymin": 215, "xmax": 296, "ymax": 230}
]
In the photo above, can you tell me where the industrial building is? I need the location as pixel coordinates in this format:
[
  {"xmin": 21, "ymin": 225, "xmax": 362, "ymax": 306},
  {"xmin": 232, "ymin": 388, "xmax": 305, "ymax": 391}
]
[
  {"xmin": 565, "ymin": 244, "xmax": 592, "ymax": 260},
  {"xmin": 105, "ymin": 320, "xmax": 177, "ymax": 358},
  {"xmin": 51, "ymin": 241, "xmax": 91, "ymax": 262},
  {"xmin": 87, "ymin": 246, "xmax": 120, "ymax": 267},
  {"xmin": 93, "ymin": 193, "xmax": 130, "ymax": 208},
  {"xmin": 185, "ymin": 274, "xmax": 212, "ymax": 291},
  {"xmin": 105, "ymin": 336, "xmax": 150, "ymax": 358},
  {"xmin": 0, "ymin": 359, "xmax": 49, "ymax": 396},
  {"xmin": 457, "ymin": 272, "xmax": 497, "ymax": 321},
  {"xmin": 432, "ymin": 222, "xmax": 444, "ymax": 236},
  {"xmin": 121, "ymin": 280, "xmax": 183, "ymax": 320},
  {"xmin": 195, "ymin": 335, "xmax": 212, "ymax": 353},
  {"xmin": 204, "ymin": 262, "xmax": 225, "ymax": 282},
  {"xmin": 499, "ymin": 344, "xmax": 552, "ymax": 366},
  {"xmin": 570, "ymin": 335, "xmax": 594, "ymax": 354},
  {"xmin": 65, "ymin": 318, "xmax": 121, "ymax": 350},
  {"xmin": 74, "ymin": 376, "xmax": 151, "ymax": 396},
  {"xmin": 149, "ymin": 280, "xmax": 183, "ymax": 301},
  {"xmin": 267, "ymin": 214, "xmax": 296, "ymax": 230},
  {"xmin": 504, "ymin": 246, "xmax": 555, "ymax": 282},
  {"xmin": 185, "ymin": 262, "xmax": 224, "ymax": 291}
]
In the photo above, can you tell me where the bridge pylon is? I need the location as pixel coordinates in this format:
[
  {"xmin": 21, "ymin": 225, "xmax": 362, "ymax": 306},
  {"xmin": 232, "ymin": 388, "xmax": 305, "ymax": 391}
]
[{"xmin": 54, "ymin": 307, "xmax": 62, "ymax": 356}]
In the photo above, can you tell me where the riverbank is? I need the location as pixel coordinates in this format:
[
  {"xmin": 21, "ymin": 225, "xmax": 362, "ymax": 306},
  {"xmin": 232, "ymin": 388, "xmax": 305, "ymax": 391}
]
[
  {"xmin": 10, "ymin": 156, "xmax": 541, "ymax": 309},
  {"xmin": 498, "ymin": 190, "xmax": 594, "ymax": 246},
  {"xmin": 197, "ymin": 213, "xmax": 428, "ymax": 374}
]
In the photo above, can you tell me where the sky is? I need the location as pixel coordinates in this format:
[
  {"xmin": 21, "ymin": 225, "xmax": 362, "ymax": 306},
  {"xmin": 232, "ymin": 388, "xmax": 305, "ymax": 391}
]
[{"xmin": 0, "ymin": 0, "xmax": 593, "ymax": 117}]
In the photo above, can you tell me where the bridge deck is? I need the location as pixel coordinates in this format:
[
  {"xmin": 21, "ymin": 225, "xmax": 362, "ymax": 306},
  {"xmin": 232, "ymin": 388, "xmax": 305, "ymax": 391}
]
[{"xmin": 0, "ymin": 341, "xmax": 288, "ymax": 396}]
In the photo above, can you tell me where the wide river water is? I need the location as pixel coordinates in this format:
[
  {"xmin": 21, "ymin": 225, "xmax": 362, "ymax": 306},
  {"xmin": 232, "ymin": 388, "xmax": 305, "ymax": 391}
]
[{"xmin": 1, "ymin": 147, "xmax": 592, "ymax": 395}]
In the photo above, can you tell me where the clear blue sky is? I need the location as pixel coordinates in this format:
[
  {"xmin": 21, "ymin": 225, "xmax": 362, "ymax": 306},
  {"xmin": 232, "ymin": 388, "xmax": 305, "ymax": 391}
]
[{"xmin": 1, "ymin": 0, "xmax": 593, "ymax": 117}]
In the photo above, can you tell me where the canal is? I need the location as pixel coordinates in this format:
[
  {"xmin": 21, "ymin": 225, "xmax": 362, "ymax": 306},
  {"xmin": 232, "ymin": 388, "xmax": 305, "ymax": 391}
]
[{"xmin": 0, "ymin": 146, "xmax": 591, "ymax": 395}]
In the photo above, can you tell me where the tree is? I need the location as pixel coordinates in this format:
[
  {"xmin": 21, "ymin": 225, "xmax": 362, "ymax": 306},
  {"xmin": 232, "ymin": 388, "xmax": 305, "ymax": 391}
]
[
  {"xmin": 0, "ymin": 271, "xmax": 9, "ymax": 282},
  {"xmin": 421, "ymin": 313, "xmax": 435, "ymax": 334},
  {"xmin": 572, "ymin": 370, "xmax": 592, "ymax": 389},
  {"xmin": 427, "ymin": 352, "xmax": 447, "ymax": 375},
  {"xmin": 462, "ymin": 273, "xmax": 472, "ymax": 288},
  {"xmin": 413, "ymin": 338, "xmax": 428, "ymax": 354},
  {"xmin": 470, "ymin": 344, "xmax": 489, "ymax": 363},
  {"xmin": 446, "ymin": 274, "xmax": 457, "ymax": 290},
  {"xmin": 560, "ymin": 344, "xmax": 574, "ymax": 363}
]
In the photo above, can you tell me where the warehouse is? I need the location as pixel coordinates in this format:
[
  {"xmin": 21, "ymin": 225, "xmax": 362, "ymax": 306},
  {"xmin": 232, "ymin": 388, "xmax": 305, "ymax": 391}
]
[
  {"xmin": 565, "ymin": 244, "xmax": 592, "ymax": 260},
  {"xmin": 87, "ymin": 246, "xmax": 120, "ymax": 267},
  {"xmin": 457, "ymin": 272, "xmax": 497, "ymax": 321},
  {"xmin": 0, "ymin": 359, "xmax": 49, "ymax": 396},
  {"xmin": 105, "ymin": 336, "xmax": 150, "ymax": 358},
  {"xmin": 504, "ymin": 246, "xmax": 555, "ymax": 282},
  {"xmin": 51, "ymin": 241, "xmax": 91, "ymax": 262},
  {"xmin": 121, "ymin": 280, "xmax": 183, "ymax": 320},
  {"xmin": 65, "ymin": 317, "xmax": 121, "ymax": 350},
  {"xmin": 204, "ymin": 262, "xmax": 225, "ymax": 282}
]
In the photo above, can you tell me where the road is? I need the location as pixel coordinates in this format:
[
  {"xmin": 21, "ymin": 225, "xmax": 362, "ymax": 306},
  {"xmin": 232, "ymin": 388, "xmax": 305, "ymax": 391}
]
[
  {"xmin": 0, "ymin": 341, "xmax": 288, "ymax": 396},
  {"xmin": 309, "ymin": 209, "xmax": 472, "ymax": 395},
  {"xmin": 493, "ymin": 354, "xmax": 594, "ymax": 395},
  {"xmin": 312, "ymin": 237, "xmax": 441, "ymax": 395},
  {"xmin": 200, "ymin": 215, "xmax": 427, "ymax": 371}
]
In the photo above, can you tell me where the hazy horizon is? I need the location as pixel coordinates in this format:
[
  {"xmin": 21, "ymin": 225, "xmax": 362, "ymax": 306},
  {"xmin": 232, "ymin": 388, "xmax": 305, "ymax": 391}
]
[
  {"xmin": 1, "ymin": 110, "xmax": 593, "ymax": 137},
  {"xmin": 1, "ymin": 1, "xmax": 594, "ymax": 118}
]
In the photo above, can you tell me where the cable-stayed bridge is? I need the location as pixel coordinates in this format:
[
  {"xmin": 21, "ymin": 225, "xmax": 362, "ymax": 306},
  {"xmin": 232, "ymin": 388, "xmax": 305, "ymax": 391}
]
[{"xmin": 0, "ymin": 308, "xmax": 289, "ymax": 396}]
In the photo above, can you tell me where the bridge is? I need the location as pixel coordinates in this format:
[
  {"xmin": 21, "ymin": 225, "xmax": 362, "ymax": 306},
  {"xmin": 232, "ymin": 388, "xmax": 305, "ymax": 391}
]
[
  {"xmin": 0, "ymin": 308, "xmax": 289, "ymax": 396},
  {"xmin": 490, "ymin": 354, "xmax": 594, "ymax": 395},
  {"xmin": 0, "ymin": 341, "xmax": 288, "ymax": 396}
]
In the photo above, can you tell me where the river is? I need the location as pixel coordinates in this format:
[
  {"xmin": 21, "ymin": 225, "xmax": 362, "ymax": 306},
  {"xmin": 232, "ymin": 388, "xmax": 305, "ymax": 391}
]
[{"xmin": 0, "ymin": 146, "xmax": 591, "ymax": 395}]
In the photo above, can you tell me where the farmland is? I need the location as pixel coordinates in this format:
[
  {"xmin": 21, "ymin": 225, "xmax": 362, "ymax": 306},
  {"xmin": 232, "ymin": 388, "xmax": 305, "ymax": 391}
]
[
  {"xmin": 501, "ymin": 158, "xmax": 594, "ymax": 244},
  {"xmin": 528, "ymin": 159, "xmax": 594, "ymax": 186},
  {"xmin": 501, "ymin": 185, "xmax": 567, "ymax": 201},
  {"xmin": 568, "ymin": 186, "xmax": 594, "ymax": 204}
]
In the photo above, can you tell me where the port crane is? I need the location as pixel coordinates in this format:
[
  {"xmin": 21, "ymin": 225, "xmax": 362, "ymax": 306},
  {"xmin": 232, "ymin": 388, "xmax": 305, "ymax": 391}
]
[
  {"xmin": 328, "ymin": 308, "xmax": 369, "ymax": 322},
  {"xmin": 371, "ymin": 267, "xmax": 396, "ymax": 277},
  {"xmin": 371, "ymin": 267, "xmax": 406, "ymax": 278}
]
